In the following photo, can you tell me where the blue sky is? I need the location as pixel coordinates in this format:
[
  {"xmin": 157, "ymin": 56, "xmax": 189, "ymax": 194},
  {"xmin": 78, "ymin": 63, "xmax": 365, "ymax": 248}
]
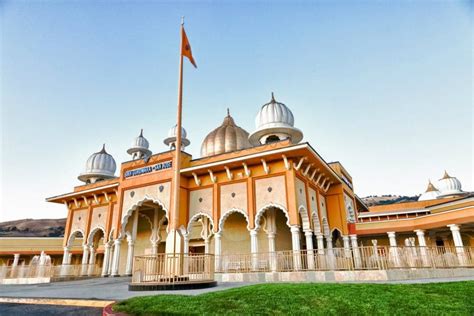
[{"xmin": 1, "ymin": 1, "xmax": 472, "ymax": 221}]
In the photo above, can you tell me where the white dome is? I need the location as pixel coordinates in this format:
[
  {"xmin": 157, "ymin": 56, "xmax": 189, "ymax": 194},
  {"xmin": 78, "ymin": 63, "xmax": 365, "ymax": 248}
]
[
  {"xmin": 78, "ymin": 145, "xmax": 117, "ymax": 183},
  {"xmin": 248, "ymin": 93, "xmax": 303, "ymax": 146},
  {"xmin": 164, "ymin": 124, "xmax": 190, "ymax": 149},
  {"xmin": 127, "ymin": 129, "xmax": 152, "ymax": 158},
  {"xmin": 436, "ymin": 171, "xmax": 463, "ymax": 197},
  {"xmin": 418, "ymin": 180, "xmax": 441, "ymax": 201}
]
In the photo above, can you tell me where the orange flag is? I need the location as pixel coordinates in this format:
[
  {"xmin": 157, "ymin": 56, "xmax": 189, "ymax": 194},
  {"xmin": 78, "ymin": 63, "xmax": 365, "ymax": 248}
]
[{"xmin": 181, "ymin": 26, "xmax": 197, "ymax": 68}]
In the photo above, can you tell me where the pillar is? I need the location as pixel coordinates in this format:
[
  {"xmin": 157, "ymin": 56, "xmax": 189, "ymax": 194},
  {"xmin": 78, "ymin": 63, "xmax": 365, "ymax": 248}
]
[
  {"xmin": 101, "ymin": 243, "xmax": 111, "ymax": 277},
  {"xmin": 204, "ymin": 238, "xmax": 210, "ymax": 254},
  {"xmin": 182, "ymin": 233, "xmax": 189, "ymax": 255},
  {"xmin": 88, "ymin": 246, "xmax": 97, "ymax": 276},
  {"xmin": 326, "ymin": 236, "xmax": 335, "ymax": 269},
  {"xmin": 387, "ymin": 232, "xmax": 401, "ymax": 267},
  {"xmin": 267, "ymin": 232, "xmax": 277, "ymax": 272},
  {"xmin": 125, "ymin": 237, "xmax": 135, "ymax": 276},
  {"xmin": 81, "ymin": 244, "xmax": 90, "ymax": 275},
  {"xmin": 12, "ymin": 254, "xmax": 20, "ymax": 267},
  {"xmin": 214, "ymin": 232, "xmax": 222, "ymax": 271},
  {"xmin": 350, "ymin": 234, "xmax": 362, "ymax": 269},
  {"xmin": 250, "ymin": 230, "xmax": 259, "ymax": 270},
  {"xmin": 448, "ymin": 224, "xmax": 466, "ymax": 265},
  {"xmin": 304, "ymin": 230, "xmax": 315, "ymax": 270},
  {"xmin": 62, "ymin": 247, "xmax": 71, "ymax": 265},
  {"xmin": 316, "ymin": 234, "xmax": 325, "ymax": 254},
  {"xmin": 415, "ymin": 229, "xmax": 430, "ymax": 267},
  {"xmin": 290, "ymin": 226, "xmax": 302, "ymax": 270},
  {"xmin": 111, "ymin": 239, "xmax": 122, "ymax": 276}
]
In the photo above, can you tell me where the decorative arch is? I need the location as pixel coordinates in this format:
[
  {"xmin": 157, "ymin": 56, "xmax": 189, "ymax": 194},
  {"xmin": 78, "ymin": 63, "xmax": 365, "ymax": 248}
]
[
  {"xmin": 187, "ymin": 212, "xmax": 215, "ymax": 234},
  {"xmin": 67, "ymin": 229, "xmax": 85, "ymax": 247},
  {"xmin": 298, "ymin": 205, "xmax": 311, "ymax": 231},
  {"xmin": 120, "ymin": 197, "xmax": 169, "ymax": 236},
  {"xmin": 312, "ymin": 211, "xmax": 322, "ymax": 235},
  {"xmin": 218, "ymin": 208, "xmax": 250, "ymax": 233},
  {"xmin": 87, "ymin": 225, "xmax": 106, "ymax": 246},
  {"xmin": 321, "ymin": 217, "xmax": 330, "ymax": 238},
  {"xmin": 254, "ymin": 203, "xmax": 290, "ymax": 230}
]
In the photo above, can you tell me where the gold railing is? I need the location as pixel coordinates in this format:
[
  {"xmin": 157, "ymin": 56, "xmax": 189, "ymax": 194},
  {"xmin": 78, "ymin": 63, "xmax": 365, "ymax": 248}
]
[
  {"xmin": 0, "ymin": 264, "xmax": 101, "ymax": 280},
  {"xmin": 132, "ymin": 253, "xmax": 215, "ymax": 284},
  {"xmin": 215, "ymin": 246, "xmax": 474, "ymax": 273}
]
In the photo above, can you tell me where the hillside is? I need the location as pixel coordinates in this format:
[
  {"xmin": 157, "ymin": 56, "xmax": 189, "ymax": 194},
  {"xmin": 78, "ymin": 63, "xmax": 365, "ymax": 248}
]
[
  {"xmin": 361, "ymin": 195, "xmax": 420, "ymax": 207},
  {"xmin": 0, "ymin": 218, "xmax": 66, "ymax": 237}
]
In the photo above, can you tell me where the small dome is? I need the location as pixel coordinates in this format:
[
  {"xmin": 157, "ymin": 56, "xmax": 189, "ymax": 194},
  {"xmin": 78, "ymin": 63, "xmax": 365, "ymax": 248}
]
[
  {"xmin": 418, "ymin": 180, "xmax": 441, "ymax": 201},
  {"xmin": 78, "ymin": 145, "xmax": 117, "ymax": 184},
  {"xmin": 201, "ymin": 109, "xmax": 251, "ymax": 157},
  {"xmin": 164, "ymin": 124, "xmax": 190, "ymax": 149},
  {"xmin": 249, "ymin": 93, "xmax": 303, "ymax": 146},
  {"xmin": 436, "ymin": 171, "xmax": 463, "ymax": 197},
  {"xmin": 127, "ymin": 129, "xmax": 152, "ymax": 160}
]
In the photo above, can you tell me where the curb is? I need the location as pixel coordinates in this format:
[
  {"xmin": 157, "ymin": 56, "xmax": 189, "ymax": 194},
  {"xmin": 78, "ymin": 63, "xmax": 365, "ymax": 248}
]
[
  {"xmin": 0, "ymin": 297, "xmax": 114, "ymax": 308},
  {"xmin": 103, "ymin": 302, "xmax": 129, "ymax": 316}
]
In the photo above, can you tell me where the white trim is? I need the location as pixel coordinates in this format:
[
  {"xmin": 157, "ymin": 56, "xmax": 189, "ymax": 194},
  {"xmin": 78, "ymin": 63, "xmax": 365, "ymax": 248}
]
[{"xmin": 358, "ymin": 209, "xmax": 429, "ymax": 218}]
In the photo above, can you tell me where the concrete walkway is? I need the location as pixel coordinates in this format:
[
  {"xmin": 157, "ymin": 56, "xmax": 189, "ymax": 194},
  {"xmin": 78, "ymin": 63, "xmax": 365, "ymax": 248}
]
[{"xmin": 0, "ymin": 276, "xmax": 472, "ymax": 301}]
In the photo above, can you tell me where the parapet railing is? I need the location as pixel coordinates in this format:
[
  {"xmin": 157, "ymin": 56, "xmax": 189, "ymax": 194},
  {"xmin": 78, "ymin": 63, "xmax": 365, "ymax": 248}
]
[
  {"xmin": 0, "ymin": 263, "xmax": 101, "ymax": 280},
  {"xmin": 132, "ymin": 253, "xmax": 215, "ymax": 284},
  {"xmin": 215, "ymin": 246, "xmax": 474, "ymax": 273}
]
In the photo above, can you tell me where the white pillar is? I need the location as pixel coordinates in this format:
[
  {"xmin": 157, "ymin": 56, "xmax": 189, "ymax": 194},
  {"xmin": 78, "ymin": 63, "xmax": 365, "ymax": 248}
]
[
  {"xmin": 448, "ymin": 224, "xmax": 466, "ymax": 265},
  {"xmin": 415, "ymin": 229, "xmax": 430, "ymax": 267},
  {"xmin": 81, "ymin": 245, "xmax": 90, "ymax": 275},
  {"xmin": 214, "ymin": 232, "xmax": 222, "ymax": 271},
  {"xmin": 267, "ymin": 232, "xmax": 277, "ymax": 272},
  {"xmin": 343, "ymin": 235, "xmax": 350, "ymax": 255},
  {"xmin": 250, "ymin": 230, "xmax": 259, "ymax": 270},
  {"xmin": 107, "ymin": 243, "xmax": 114, "ymax": 276},
  {"xmin": 350, "ymin": 234, "xmax": 362, "ymax": 269},
  {"xmin": 125, "ymin": 237, "xmax": 135, "ymax": 276},
  {"xmin": 182, "ymin": 234, "xmax": 189, "ymax": 255},
  {"xmin": 204, "ymin": 238, "xmax": 210, "ymax": 254},
  {"xmin": 88, "ymin": 246, "xmax": 96, "ymax": 276},
  {"xmin": 12, "ymin": 254, "xmax": 20, "ymax": 267},
  {"xmin": 290, "ymin": 226, "xmax": 302, "ymax": 270},
  {"xmin": 316, "ymin": 234, "xmax": 325, "ymax": 254},
  {"xmin": 304, "ymin": 230, "xmax": 315, "ymax": 270},
  {"xmin": 326, "ymin": 236, "xmax": 335, "ymax": 269},
  {"xmin": 387, "ymin": 232, "xmax": 401, "ymax": 267},
  {"xmin": 111, "ymin": 239, "xmax": 122, "ymax": 276},
  {"xmin": 62, "ymin": 247, "xmax": 71, "ymax": 265},
  {"xmin": 101, "ymin": 243, "xmax": 111, "ymax": 277}
]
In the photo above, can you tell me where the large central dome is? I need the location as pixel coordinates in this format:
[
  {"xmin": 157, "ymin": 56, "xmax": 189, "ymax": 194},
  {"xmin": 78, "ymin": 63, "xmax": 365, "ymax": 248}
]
[{"xmin": 201, "ymin": 110, "xmax": 251, "ymax": 157}]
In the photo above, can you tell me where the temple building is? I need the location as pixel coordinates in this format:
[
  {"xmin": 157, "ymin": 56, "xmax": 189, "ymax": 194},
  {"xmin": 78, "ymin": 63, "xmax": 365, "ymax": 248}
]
[{"xmin": 39, "ymin": 93, "xmax": 474, "ymax": 279}]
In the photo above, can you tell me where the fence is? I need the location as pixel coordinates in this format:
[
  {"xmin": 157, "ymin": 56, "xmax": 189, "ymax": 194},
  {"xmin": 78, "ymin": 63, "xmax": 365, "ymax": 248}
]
[
  {"xmin": 0, "ymin": 263, "xmax": 101, "ymax": 281},
  {"xmin": 215, "ymin": 246, "xmax": 474, "ymax": 273},
  {"xmin": 132, "ymin": 253, "xmax": 214, "ymax": 285}
]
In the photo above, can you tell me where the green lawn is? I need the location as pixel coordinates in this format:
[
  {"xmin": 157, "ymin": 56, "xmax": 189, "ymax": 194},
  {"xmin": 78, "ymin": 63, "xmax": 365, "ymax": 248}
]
[{"xmin": 114, "ymin": 281, "xmax": 474, "ymax": 315}]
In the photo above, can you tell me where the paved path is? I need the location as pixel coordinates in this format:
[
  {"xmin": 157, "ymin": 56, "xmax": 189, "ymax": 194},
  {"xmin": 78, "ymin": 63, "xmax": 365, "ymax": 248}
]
[
  {"xmin": 0, "ymin": 303, "xmax": 102, "ymax": 315},
  {"xmin": 0, "ymin": 276, "xmax": 472, "ymax": 301}
]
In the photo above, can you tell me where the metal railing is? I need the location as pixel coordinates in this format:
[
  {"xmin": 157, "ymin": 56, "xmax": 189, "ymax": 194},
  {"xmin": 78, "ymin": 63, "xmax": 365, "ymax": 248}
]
[
  {"xmin": 0, "ymin": 263, "xmax": 101, "ymax": 281},
  {"xmin": 132, "ymin": 253, "xmax": 215, "ymax": 284},
  {"xmin": 215, "ymin": 246, "xmax": 474, "ymax": 273}
]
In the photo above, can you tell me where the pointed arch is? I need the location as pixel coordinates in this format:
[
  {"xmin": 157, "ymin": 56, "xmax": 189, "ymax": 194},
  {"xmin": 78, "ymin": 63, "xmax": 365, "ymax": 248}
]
[
  {"xmin": 298, "ymin": 205, "xmax": 311, "ymax": 231},
  {"xmin": 187, "ymin": 212, "xmax": 215, "ymax": 234},
  {"xmin": 254, "ymin": 203, "xmax": 290, "ymax": 230},
  {"xmin": 312, "ymin": 211, "xmax": 322, "ymax": 235},
  {"xmin": 218, "ymin": 208, "xmax": 250, "ymax": 232},
  {"xmin": 87, "ymin": 225, "xmax": 106, "ymax": 246},
  {"xmin": 120, "ymin": 197, "xmax": 169, "ymax": 236},
  {"xmin": 321, "ymin": 217, "xmax": 330, "ymax": 237},
  {"xmin": 67, "ymin": 229, "xmax": 85, "ymax": 247}
]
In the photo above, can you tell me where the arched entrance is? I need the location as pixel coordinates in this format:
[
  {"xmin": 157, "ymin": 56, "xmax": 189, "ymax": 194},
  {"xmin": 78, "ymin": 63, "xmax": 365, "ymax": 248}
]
[
  {"xmin": 186, "ymin": 213, "xmax": 214, "ymax": 254},
  {"xmin": 218, "ymin": 209, "xmax": 250, "ymax": 255}
]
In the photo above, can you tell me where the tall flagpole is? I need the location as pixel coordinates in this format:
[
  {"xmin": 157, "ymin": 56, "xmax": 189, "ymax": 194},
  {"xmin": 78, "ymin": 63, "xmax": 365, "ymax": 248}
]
[{"xmin": 172, "ymin": 17, "xmax": 185, "ymax": 259}]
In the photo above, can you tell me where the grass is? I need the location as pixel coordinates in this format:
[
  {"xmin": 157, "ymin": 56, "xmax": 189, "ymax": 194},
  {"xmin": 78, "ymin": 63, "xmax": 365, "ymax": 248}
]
[{"xmin": 114, "ymin": 281, "xmax": 474, "ymax": 315}]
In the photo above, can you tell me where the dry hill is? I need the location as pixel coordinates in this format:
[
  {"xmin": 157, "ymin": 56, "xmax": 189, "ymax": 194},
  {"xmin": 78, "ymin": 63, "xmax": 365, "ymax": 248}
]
[{"xmin": 0, "ymin": 218, "xmax": 65, "ymax": 237}]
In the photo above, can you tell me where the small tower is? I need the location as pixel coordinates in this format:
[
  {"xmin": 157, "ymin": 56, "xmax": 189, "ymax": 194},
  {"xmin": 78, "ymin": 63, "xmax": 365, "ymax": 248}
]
[
  {"xmin": 248, "ymin": 93, "xmax": 303, "ymax": 146},
  {"xmin": 164, "ymin": 124, "xmax": 190, "ymax": 150},
  {"xmin": 127, "ymin": 129, "xmax": 152, "ymax": 160},
  {"xmin": 78, "ymin": 144, "xmax": 117, "ymax": 184}
]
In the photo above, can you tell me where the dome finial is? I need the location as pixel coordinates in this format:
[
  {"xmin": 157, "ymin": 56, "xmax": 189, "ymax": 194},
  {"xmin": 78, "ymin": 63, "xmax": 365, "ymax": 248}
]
[
  {"xmin": 271, "ymin": 92, "xmax": 275, "ymax": 102},
  {"xmin": 227, "ymin": 108, "xmax": 230, "ymax": 117},
  {"xmin": 442, "ymin": 170, "xmax": 451, "ymax": 179},
  {"xmin": 140, "ymin": 129, "xmax": 143, "ymax": 137},
  {"xmin": 100, "ymin": 144, "xmax": 106, "ymax": 153},
  {"xmin": 426, "ymin": 179, "xmax": 437, "ymax": 192}
]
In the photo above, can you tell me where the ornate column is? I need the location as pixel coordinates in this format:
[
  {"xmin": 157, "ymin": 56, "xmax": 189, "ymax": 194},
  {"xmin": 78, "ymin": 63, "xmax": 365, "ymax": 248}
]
[
  {"xmin": 88, "ymin": 246, "xmax": 96, "ymax": 275},
  {"xmin": 387, "ymin": 232, "xmax": 401, "ymax": 267},
  {"xmin": 290, "ymin": 226, "xmax": 302, "ymax": 270},
  {"xmin": 342, "ymin": 235, "xmax": 351, "ymax": 257},
  {"xmin": 326, "ymin": 236, "xmax": 335, "ymax": 269},
  {"xmin": 101, "ymin": 243, "xmax": 111, "ymax": 277},
  {"xmin": 316, "ymin": 234, "xmax": 325, "ymax": 254},
  {"xmin": 81, "ymin": 244, "xmax": 90, "ymax": 275},
  {"xmin": 448, "ymin": 224, "xmax": 466, "ymax": 265},
  {"xmin": 214, "ymin": 232, "xmax": 222, "ymax": 271},
  {"xmin": 304, "ymin": 230, "xmax": 315, "ymax": 270},
  {"xmin": 415, "ymin": 229, "xmax": 430, "ymax": 267},
  {"xmin": 267, "ymin": 232, "xmax": 277, "ymax": 272},
  {"xmin": 11, "ymin": 254, "xmax": 20, "ymax": 278},
  {"xmin": 250, "ymin": 230, "xmax": 259, "ymax": 270},
  {"xmin": 125, "ymin": 236, "xmax": 135, "ymax": 276},
  {"xmin": 111, "ymin": 239, "xmax": 122, "ymax": 276},
  {"xmin": 182, "ymin": 233, "xmax": 189, "ymax": 255},
  {"xmin": 350, "ymin": 234, "xmax": 361, "ymax": 269},
  {"xmin": 62, "ymin": 247, "xmax": 71, "ymax": 265},
  {"xmin": 204, "ymin": 238, "xmax": 210, "ymax": 254}
]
